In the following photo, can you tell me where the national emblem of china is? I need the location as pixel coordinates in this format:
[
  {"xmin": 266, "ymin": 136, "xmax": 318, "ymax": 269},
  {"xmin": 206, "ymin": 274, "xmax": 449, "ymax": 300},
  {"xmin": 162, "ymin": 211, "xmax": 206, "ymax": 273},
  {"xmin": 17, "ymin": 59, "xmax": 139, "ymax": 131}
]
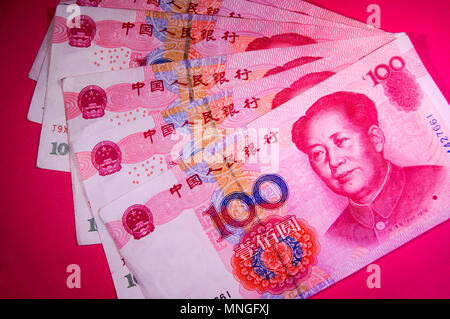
[
  {"xmin": 78, "ymin": 85, "xmax": 107, "ymax": 119},
  {"xmin": 91, "ymin": 141, "xmax": 122, "ymax": 176},
  {"xmin": 67, "ymin": 15, "xmax": 96, "ymax": 48},
  {"xmin": 122, "ymin": 205, "xmax": 155, "ymax": 240}
]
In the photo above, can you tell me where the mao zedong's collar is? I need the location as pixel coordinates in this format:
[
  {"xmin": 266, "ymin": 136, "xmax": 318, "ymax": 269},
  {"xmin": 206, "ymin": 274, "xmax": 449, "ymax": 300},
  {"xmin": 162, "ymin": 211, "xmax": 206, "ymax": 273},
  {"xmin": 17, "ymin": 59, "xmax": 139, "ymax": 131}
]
[{"xmin": 348, "ymin": 162, "xmax": 406, "ymax": 229}]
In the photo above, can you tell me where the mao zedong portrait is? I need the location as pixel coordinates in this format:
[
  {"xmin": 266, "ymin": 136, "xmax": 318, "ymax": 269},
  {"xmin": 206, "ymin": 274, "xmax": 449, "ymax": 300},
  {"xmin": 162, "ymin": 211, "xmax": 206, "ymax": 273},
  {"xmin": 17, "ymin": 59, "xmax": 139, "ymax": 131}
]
[{"xmin": 291, "ymin": 91, "xmax": 446, "ymax": 247}]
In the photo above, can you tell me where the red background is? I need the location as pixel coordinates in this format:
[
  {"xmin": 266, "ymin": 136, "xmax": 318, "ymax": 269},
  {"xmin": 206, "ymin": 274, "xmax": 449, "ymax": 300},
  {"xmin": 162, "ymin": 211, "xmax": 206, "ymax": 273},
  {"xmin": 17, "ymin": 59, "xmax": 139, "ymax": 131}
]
[{"xmin": 0, "ymin": 0, "xmax": 448, "ymax": 299}]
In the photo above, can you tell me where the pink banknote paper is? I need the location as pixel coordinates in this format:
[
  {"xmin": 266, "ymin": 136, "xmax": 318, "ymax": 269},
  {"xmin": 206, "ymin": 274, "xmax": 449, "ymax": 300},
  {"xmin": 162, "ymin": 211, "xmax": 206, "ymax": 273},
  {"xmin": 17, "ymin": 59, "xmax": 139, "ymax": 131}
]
[
  {"xmin": 28, "ymin": 17, "xmax": 54, "ymax": 82},
  {"xmin": 65, "ymin": 35, "xmax": 393, "ymax": 298},
  {"xmin": 37, "ymin": 4, "xmax": 383, "ymax": 173},
  {"xmin": 28, "ymin": 0, "xmax": 359, "ymax": 124},
  {"xmin": 64, "ymin": 36, "xmax": 392, "ymax": 143},
  {"xmin": 28, "ymin": 53, "xmax": 51, "ymax": 124},
  {"xmin": 99, "ymin": 34, "xmax": 449, "ymax": 298},
  {"xmin": 64, "ymin": 37, "xmax": 393, "ymax": 247},
  {"xmin": 250, "ymin": 0, "xmax": 371, "ymax": 29}
]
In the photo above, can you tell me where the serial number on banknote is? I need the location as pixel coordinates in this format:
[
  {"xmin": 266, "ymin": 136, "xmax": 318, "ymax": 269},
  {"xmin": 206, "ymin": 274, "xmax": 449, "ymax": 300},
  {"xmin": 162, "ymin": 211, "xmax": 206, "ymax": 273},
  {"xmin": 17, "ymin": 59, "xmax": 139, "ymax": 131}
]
[
  {"xmin": 427, "ymin": 114, "xmax": 450, "ymax": 152},
  {"xmin": 214, "ymin": 290, "xmax": 232, "ymax": 299}
]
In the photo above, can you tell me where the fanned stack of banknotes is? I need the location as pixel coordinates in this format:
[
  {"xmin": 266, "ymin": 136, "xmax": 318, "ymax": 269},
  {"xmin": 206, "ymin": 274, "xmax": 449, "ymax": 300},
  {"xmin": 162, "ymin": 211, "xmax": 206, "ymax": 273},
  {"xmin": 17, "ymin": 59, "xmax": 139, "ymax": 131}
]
[{"xmin": 28, "ymin": 0, "xmax": 449, "ymax": 299}]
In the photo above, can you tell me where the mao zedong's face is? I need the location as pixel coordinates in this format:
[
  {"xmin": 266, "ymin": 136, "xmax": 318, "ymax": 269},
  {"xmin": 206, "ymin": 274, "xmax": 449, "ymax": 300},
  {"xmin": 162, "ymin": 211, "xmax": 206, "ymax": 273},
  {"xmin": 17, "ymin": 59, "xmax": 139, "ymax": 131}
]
[{"xmin": 302, "ymin": 109, "xmax": 386, "ymax": 203}]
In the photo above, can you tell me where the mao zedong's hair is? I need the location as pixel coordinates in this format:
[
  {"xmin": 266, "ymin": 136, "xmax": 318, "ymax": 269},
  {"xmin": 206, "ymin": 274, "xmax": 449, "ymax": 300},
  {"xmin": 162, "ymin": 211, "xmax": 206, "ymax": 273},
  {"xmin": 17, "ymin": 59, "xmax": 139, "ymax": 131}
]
[
  {"xmin": 291, "ymin": 91, "xmax": 379, "ymax": 153},
  {"xmin": 271, "ymin": 71, "xmax": 335, "ymax": 110},
  {"xmin": 245, "ymin": 33, "xmax": 316, "ymax": 51}
]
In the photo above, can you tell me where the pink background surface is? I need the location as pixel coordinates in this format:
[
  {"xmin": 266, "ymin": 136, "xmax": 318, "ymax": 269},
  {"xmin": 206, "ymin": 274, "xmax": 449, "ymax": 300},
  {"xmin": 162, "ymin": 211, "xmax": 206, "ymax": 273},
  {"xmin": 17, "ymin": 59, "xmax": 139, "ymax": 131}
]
[{"xmin": 0, "ymin": 0, "xmax": 448, "ymax": 299}]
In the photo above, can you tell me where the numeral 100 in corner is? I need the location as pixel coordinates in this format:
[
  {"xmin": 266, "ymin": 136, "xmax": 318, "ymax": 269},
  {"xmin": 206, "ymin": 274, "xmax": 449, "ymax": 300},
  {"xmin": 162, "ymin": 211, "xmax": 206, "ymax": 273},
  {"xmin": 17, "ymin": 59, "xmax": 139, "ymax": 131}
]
[
  {"xmin": 50, "ymin": 142, "xmax": 69, "ymax": 156},
  {"xmin": 366, "ymin": 56, "xmax": 405, "ymax": 86}
]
